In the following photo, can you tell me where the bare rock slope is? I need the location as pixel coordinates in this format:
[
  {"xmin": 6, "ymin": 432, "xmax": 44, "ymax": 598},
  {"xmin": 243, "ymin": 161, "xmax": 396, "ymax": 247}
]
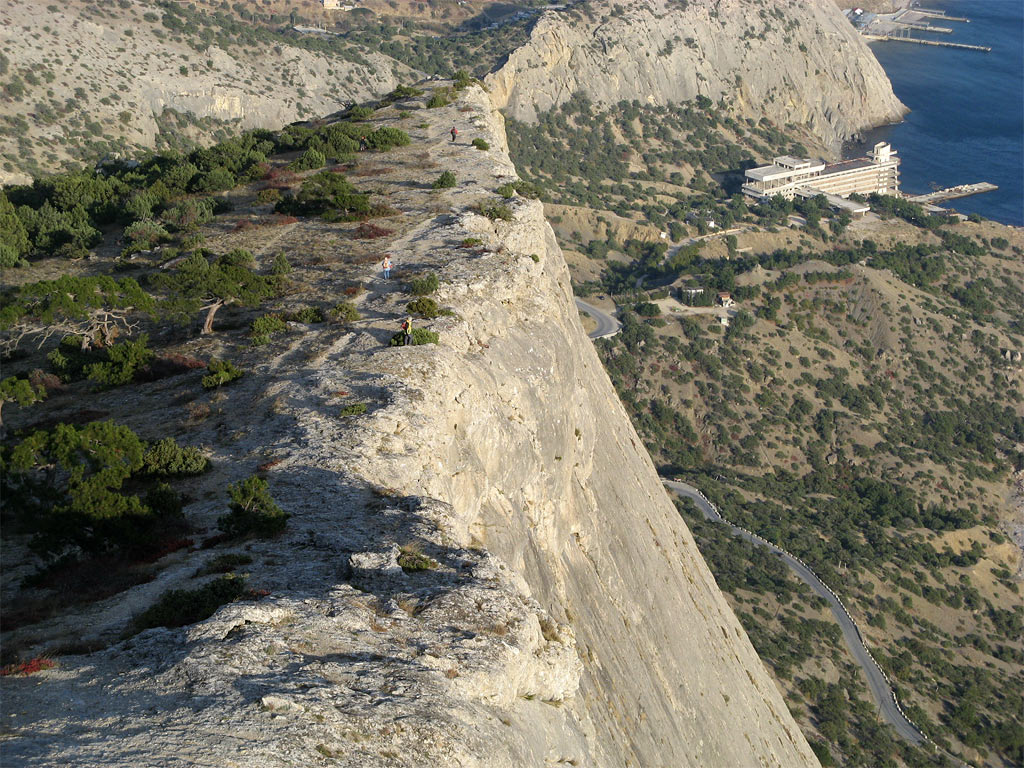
[
  {"xmin": 2, "ymin": 87, "xmax": 818, "ymax": 767},
  {"xmin": 487, "ymin": 0, "xmax": 906, "ymax": 151}
]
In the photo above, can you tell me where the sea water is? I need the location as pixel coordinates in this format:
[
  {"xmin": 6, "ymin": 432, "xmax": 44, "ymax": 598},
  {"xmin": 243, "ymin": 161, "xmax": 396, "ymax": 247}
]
[{"xmin": 848, "ymin": 0, "xmax": 1023, "ymax": 226}]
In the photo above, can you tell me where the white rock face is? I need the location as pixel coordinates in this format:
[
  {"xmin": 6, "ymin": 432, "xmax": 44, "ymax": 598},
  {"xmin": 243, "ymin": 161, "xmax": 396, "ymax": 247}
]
[
  {"xmin": 1, "ymin": 87, "xmax": 818, "ymax": 767},
  {"xmin": 487, "ymin": 0, "xmax": 907, "ymax": 151}
]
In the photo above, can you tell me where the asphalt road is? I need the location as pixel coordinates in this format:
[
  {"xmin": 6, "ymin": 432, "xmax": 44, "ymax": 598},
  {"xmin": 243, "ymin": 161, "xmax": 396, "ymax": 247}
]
[
  {"xmin": 575, "ymin": 298, "xmax": 622, "ymax": 339},
  {"xmin": 663, "ymin": 480, "xmax": 927, "ymax": 747}
]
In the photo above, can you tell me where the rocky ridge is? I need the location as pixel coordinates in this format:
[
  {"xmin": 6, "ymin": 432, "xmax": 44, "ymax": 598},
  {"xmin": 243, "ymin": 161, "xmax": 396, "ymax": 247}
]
[
  {"xmin": 487, "ymin": 0, "xmax": 907, "ymax": 152},
  {"xmin": 1, "ymin": 86, "xmax": 819, "ymax": 767}
]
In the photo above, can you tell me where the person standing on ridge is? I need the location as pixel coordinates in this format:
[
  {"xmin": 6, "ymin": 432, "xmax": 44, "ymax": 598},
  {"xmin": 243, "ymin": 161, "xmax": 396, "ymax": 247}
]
[
  {"xmin": 450, "ymin": 126, "xmax": 458, "ymax": 142},
  {"xmin": 381, "ymin": 255, "xmax": 392, "ymax": 280},
  {"xmin": 401, "ymin": 316, "xmax": 413, "ymax": 346}
]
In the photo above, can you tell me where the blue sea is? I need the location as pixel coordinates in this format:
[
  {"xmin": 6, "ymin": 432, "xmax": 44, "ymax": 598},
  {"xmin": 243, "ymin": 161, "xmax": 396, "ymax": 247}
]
[{"xmin": 847, "ymin": 0, "xmax": 1024, "ymax": 226}]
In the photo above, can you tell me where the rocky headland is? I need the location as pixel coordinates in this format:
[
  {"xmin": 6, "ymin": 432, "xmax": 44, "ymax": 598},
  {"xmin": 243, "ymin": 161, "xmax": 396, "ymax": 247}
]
[{"xmin": 487, "ymin": 0, "xmax": 907, "ymax": 152}]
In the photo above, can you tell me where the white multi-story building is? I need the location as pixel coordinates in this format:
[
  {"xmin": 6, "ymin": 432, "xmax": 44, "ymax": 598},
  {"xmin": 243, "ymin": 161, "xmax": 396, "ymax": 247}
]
[{"xmin": 742, "ymin": 142, "xmax": 899, "ymax": 203}]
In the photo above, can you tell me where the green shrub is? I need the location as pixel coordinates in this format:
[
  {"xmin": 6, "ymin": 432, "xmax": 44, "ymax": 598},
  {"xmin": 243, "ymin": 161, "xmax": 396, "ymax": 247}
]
[
  {"xmin": 202, "ymin": 359, "xmax": 243, "ymax": 389},
  {"xmin": 143, "ymin": 437, "xmax": 209, "ymax": 476},
  {"xmin": 432, "ymin": 171, "xmax": 457, "ymax": 189},
  {"xmin": 365, "ymin": 127, "xmax": 410, "ymax": 151},
  {"xmin": 123, "ymin": 219, "xmax": 169, "ymax": 252},
  {"xmin": 426, "ymin": 88, "xmax": 450, "ymax": 108},
  {"xmin": 330, "ymin": 301, "xmax": 361, "ymax": 323},
  {"xmin": 218, "ymin": 475, "xmax": 288, "ymax": 538},
  {"xmin": 471, "ymin": 138, "xmax": 489, "ymax": 151},
  {"xmin": 408, "ymin": 272, "xmax": 439, "ymax": 296},
  {"xmin": 452, "ymin": 70, "xmax": 473, "ymax": 90},
  {"xmin": 529, "ymin": 254, "xmax": 540, "ymax": 263},
  {"xmin": 380, "ymin": 84, "xmax": 422, "ymax": 105},
  {"xmin": 285, "ymin": 306, "xmax": 326, "ymax": 324},
  {"xmin": 135, "ymin": 574, "xmax": 248, "ymax": 630},
  {"xmin": 0, "ymin": 376, "xmax": 46, "ymax": 423},
  {"xmin": 339, "ymin": 402, "xmax": 367, "ymax": 417},
  {"xmin": 84, "ymin": 335, "xmax": 154, "ymax": 388},
  {"xmin": 256, "ymin": 187, "xmax": 281, "ymax": 204},
  {"xmin": 502, "ymin": 179, "xmax": 541, "ymax": 199},
  {"xmin": 289, "ymin": 148, "xmax": 326, "ymax": 171},
  {"xmin": 347, "ymin": 106, "xmax": 375, "ymax": 120},
  {"xmin": 47, "ymin": 336, "xmax": 91, "ymax": 382},
  {"xmin": 4, "ymin": 421, "xmax": 183, "ymax": 559},
  {"xmin": 460, "ymin": 237, "xmax": 483, "ymax": 247},
  {"xmin": 270, "ymin": 253, "xmax": 291, "ymax": 276},
  {"xmin": 406, "ymin": 297, "xmax": 442, "ymax": 318},
  {"xmin": 398, "ymin": 543, "xmax": 438, "ymax": 571},
  {"xmin": 161, "ymin": 198, "xmax": 215, "ymax": 232},
  {"xmin": 275, "ymin": 170, "xmax": 369, "ymax": 219},
  {"xmin": 389, "ymin": 328, "xmax": 439, "ymax": 346},
  {"xmin": 476, "ymin": 201, "xmax": 512, "ymax": 221}
]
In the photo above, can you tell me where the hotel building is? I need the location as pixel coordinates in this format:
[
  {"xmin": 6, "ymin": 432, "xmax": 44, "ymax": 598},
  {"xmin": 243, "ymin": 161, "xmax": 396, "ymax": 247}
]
[{"xmin": 742, "ymin": 142, "xmax": 900, "ymax": 204}]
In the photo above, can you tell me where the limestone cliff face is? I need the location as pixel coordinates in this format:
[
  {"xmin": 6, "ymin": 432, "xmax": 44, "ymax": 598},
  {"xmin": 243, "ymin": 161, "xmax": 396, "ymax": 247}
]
[
  {"xmin": 487, "ymin": 0, "xmax": 906, "ymax": 151},
  {"xmin": 2, "ymin": 87, "xmax": 818, "ymax": 767}
]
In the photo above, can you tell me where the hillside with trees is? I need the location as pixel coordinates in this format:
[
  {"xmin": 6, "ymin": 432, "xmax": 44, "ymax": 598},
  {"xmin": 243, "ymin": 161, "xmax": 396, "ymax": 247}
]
[{"xmin": 505, "ymin": 103, "xmax": 1024, "ymax": 766}]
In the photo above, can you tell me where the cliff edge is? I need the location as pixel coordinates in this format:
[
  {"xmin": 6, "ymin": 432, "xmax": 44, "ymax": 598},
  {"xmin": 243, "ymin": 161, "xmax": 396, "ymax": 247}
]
[
  {"xmin": 2, "ymin": 86, "xmax": 819, "ymax": 767},
  {"xmin": 487, "ymin": 0, "xmax": 906, "ymax": 152}
]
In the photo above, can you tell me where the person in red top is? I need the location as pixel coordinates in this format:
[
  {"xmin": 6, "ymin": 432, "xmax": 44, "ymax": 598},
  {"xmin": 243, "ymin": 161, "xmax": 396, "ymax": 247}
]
[{"xmin": 450, "ymin": 126, "xmax": 458, "ymax": 142}]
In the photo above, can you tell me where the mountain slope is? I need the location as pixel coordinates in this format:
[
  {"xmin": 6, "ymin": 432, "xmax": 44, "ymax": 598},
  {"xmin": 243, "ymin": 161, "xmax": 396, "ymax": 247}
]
[{"xmin": 0, "ymin": 0, "xmax": 408, "ymax": 185}]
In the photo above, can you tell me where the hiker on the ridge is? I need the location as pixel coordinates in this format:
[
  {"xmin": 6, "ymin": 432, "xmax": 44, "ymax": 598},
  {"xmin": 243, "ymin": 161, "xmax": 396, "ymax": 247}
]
[
  {"xmin": 359, "ymin": 135, "xmax": 369, "ymax": 151},
  {"xmin": 381, "ymin": 255, "xmax": 392, "ymax": 280},
  {"xmin": 450, "ymin": 126, "xmax": 458, "ymax": 142},
  {"xmin": 401, "ymin": 316, "xmax": 413, "ymax": 346}
]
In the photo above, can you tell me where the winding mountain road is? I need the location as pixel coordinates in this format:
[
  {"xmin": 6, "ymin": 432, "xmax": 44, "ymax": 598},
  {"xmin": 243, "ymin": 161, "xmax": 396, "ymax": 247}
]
[
  {"xmin": 663, "ymin": 480, "xmax": 926, "ymax": 747},
  {"xmin": 574, "ymin": 277, "xmax": 946, "ymax": 758},
  {"xmin": 575, "ymin": 298, "xmax": 621, "ymax": 338}
]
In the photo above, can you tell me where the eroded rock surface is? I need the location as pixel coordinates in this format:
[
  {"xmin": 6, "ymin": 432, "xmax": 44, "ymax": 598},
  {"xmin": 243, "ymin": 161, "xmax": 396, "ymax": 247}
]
[{"xmin": 1, "ymin": 87, "xmax": 818, "ymax": 767}]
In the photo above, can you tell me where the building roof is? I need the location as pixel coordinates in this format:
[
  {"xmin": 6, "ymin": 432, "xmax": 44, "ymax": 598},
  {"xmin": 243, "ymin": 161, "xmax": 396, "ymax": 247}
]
[
  {"xmin": 822, "ymin": 157, "xmax": 875, "ymax": 173},
  {"xmin": 745, "ymin": 160, "xmax": 826, "ymax": 182}
]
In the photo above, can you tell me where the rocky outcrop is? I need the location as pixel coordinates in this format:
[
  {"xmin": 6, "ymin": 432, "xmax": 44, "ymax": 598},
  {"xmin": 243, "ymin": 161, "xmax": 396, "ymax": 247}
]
[
  {"xmin": 1, "ymin": 86, "xmax": 818, "ymax": 767},
  {"xmin": 487, "ymin": 0, "xmax": 906, "ymax": 152},
  {"xmin": 0, "ymin": 1, "xmax": 408, "ymax": 185}
]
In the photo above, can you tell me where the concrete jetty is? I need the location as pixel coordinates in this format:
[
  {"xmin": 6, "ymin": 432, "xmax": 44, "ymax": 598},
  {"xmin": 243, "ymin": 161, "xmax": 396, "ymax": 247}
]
[
  {"xmin": 892, "ymin": 20, "xmax": 952, "ymax": 34},
  {"xmin": 913, "ymin": 8, "xmax": 970, "ymax": 23},
  {"xmin": 907, "ymin": 182, "xmax": 999, "ymax": 204},
  {"xmin": 864, "ymin": 34, "xmax": 991, "ymax": 52}
]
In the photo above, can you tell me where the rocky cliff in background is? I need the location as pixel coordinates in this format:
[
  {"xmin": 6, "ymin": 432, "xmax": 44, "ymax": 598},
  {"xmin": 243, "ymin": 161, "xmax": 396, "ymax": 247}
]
[
  {"xmin": 2, "ymin": 86, "xmax": 820, "ymax": 767},
  {"xmin": 0, "ymin": 0, "xmax": 406, "ymax": 185},
  {"xmin": 487, "ymin": 0, "xmax": 907, "ymax": 152}
]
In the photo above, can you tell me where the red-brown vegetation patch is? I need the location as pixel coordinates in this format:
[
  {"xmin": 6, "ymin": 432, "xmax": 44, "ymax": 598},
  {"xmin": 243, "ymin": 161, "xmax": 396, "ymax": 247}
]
[
  {"xmin": 0, "ymin": 657, "xmax": 56, "ymax": 677},
  {"xmin": 350, "ymin": 164, "xmax": 395, "ymax": 177},
  {"xmin": 3, "ymin": 555, "xmax": 158, "ymax": 632},
  {"xmin": 137, "ymin": 353, "xmax": 206, "ymax": 382},
  {"xmin": 352, "ymin": 222, "xmax": 393, "ymax": 240}
]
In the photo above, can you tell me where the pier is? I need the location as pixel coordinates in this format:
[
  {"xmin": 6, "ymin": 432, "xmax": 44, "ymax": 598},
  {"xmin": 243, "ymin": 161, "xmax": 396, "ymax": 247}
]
[
  {"xmin": 912, "ymin": 8, "xmax": 970, "ymax": 23},
  {"xmin": 864, "ymin": 33, "xmax": 991, "ymax": 52},
  {"xmin": 906, "ymin": 182, "xmax": 998, "ymax": 204},
  {"xmin": 892, "ymin": 20, "xmax": 952, "ymax": 34}
]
